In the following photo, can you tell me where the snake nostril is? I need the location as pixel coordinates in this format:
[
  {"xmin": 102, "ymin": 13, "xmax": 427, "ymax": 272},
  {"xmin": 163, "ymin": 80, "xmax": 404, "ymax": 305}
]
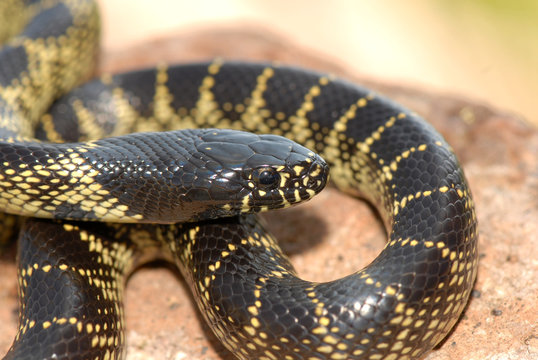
[{"xmin": 307, "ymin": 176, "xmax": 318, "ymax": 189}]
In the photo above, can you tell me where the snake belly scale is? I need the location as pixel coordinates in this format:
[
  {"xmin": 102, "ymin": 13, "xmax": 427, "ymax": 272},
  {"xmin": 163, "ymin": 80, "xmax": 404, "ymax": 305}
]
[{"xmin": 0, "ymin": 1, "xmax": 478, "ymax": 359}]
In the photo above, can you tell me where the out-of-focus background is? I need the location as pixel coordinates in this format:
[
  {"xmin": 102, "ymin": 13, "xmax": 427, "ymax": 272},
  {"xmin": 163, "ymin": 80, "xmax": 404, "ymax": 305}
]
[{"xmin": 98, "ymin": 0, "xmax": 537, "ymax": 126}]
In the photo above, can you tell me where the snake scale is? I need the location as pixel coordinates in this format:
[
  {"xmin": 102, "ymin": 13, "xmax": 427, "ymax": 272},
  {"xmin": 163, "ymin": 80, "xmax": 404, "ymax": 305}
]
[{"xmin": 0, "ymin": 1, "xmax": 478, "ymax": 359}]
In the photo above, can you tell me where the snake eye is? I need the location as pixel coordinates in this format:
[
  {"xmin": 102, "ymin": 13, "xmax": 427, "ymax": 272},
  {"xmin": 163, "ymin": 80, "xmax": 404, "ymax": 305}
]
[{"xmin": 254, "ymin": 167, "xmax": 280, "ymax": 188}]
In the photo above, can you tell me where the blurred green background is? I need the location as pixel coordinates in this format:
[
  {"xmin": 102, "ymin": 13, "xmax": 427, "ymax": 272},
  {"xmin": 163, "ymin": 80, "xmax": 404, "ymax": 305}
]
[{"xmin": 99, "ymin": 0, "xmax": 537, "ymax": 126}]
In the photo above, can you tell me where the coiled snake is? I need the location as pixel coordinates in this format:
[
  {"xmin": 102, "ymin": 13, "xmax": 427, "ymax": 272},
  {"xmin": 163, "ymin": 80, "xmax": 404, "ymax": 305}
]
[{"xmin": 0, "ymin": 1, "xmax": 478, "ymax": 359}]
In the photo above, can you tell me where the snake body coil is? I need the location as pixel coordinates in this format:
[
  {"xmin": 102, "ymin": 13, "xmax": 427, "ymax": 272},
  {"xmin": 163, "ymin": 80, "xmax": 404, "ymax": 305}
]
[{"xmin": 1, "ymin": 1, "xmax": 478, "ymax": 359}]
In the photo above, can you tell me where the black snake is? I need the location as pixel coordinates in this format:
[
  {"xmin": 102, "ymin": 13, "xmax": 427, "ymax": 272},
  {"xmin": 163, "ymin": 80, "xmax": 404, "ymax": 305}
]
[{"xmin": 0, "ymin": 1, "xmax": 478, "ymax": 359}]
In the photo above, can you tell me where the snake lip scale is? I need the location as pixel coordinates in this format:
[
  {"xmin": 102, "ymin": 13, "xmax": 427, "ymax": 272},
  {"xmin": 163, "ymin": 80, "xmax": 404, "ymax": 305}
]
[{"xmin": 1, "ymin": 1, "xmax": 478, "ymax": 359}]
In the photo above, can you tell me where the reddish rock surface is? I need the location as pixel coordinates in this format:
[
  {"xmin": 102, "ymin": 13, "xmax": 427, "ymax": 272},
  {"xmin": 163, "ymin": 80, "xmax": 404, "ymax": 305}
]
[{"xmin": 1, "ymin": 27, "xmax": 537, "ymax": 360}]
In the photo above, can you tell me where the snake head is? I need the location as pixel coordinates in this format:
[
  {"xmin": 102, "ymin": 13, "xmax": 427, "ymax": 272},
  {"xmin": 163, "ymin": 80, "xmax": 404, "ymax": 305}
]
[{"xmin": 187, "ymin": 129, "xmax": 329, "ymax": 220}]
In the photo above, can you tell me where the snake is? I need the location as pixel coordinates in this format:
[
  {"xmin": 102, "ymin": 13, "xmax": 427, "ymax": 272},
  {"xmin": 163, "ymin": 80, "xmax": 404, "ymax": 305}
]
[{"xmin": 0, "ymin": 1, "xmax": 479, "ymax": 359}]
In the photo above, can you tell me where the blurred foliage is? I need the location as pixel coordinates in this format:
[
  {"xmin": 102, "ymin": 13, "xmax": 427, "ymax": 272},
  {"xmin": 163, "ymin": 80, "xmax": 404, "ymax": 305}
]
[
  {"xmin": 436, "ymin": 0, "xmax": 537, "ymax": 76},
  {"xmin": 433, "ymin": 0, "xmax": 537, "ymax": 124}
]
